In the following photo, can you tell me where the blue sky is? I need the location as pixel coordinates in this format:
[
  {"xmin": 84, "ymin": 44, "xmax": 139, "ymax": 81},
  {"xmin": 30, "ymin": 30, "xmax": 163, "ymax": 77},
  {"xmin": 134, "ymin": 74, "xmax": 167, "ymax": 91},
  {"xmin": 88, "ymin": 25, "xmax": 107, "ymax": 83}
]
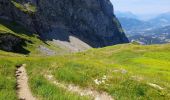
[{"xmin": 111, "ymin": 0, "xmax": 170, "ymax": 15}]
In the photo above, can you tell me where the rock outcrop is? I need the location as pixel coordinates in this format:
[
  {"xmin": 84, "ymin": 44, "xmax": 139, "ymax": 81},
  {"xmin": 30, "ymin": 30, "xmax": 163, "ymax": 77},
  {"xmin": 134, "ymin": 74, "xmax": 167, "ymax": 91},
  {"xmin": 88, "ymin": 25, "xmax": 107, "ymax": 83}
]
[
  {"xmin": 0, "ymin": 33, "xmax": 30, "ymax": 54},
  {"xmin": 0, "ymin": 0, "xmax": 129, "ymax": 47}
]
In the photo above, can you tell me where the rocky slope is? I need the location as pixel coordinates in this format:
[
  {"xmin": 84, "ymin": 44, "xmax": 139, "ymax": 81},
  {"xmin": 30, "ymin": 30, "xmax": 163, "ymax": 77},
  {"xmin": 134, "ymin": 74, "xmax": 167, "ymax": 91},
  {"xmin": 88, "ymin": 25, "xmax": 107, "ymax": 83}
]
[
  {"xmin": 0, "ymin": 33, "xmax": 29, "ymax": 54},
  {"xmin": 0, "ymin": 0, "xmax": 128, "ymax": 48}
]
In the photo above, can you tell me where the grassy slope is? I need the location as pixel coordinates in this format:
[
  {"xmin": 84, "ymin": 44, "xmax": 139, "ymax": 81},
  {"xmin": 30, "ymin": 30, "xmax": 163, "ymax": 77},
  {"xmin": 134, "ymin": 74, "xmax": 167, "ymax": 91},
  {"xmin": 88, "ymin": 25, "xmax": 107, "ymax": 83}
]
[
  {"xmin": 34, "ymin": 44, "xmax": 170, "ymax": 100},
  {"xmin": 0, "ymin": 19, "xmax": 170, "ymax": 100},
  {"xmin": 1, "ymin": 43, "xmax": 170, "ymax": 100},
  {"xmin": 0, "ymin": 59, "xmax": 17, "ymax": 100},
  {"xmin": 0, "ymin": 18, "xmax": 43, "ymax": 56},
  {"xmin": 0, "ymin": 57, "xmax": 90, "ymax": 100},
  {"xmin": 0, "ymin": 18, "xmax": 71, "ymax": 56}
]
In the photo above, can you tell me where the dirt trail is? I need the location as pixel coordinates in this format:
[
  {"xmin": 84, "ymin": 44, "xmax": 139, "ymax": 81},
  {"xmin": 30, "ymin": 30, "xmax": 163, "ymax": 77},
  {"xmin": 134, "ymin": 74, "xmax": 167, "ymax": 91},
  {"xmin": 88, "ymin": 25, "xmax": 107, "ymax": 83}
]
[
  {"xmin": 16, "ymin": 64, "xmax": 36, "ymax": 100},
  {"xmin": 45, "ymin": 74, "xmax": 113, "ymax": 100}
]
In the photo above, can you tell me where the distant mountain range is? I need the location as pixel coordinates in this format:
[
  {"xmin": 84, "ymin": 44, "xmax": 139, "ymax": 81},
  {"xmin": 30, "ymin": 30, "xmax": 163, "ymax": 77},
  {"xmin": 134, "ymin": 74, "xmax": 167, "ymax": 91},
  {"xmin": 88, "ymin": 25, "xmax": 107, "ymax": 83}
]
[
  {"xmin": 149, "ymin": 12, "xmax": 170, "ymax": 28},
  {"xmin": 116, "ymin": 12, "xmax": 170, "ymax": 44},
  {"xmin": 115, "ymin": 11, "xmax": 138, "ymax": 19}
]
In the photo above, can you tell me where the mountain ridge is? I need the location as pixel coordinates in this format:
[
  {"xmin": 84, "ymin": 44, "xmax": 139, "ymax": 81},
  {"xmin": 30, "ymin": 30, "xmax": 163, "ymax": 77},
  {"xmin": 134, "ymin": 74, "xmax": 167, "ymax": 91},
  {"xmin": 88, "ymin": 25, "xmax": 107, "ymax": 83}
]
[{"xmin": 0, "ymin": 0, "xmax": 128, "ymax": 51}]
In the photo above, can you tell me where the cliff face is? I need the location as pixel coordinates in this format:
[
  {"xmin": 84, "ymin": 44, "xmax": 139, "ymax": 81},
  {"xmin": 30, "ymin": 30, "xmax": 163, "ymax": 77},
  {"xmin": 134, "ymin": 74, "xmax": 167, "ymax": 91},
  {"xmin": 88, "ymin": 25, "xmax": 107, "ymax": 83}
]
[{"xmin": 0, "ymin": 0, "xmax": 129, "ymax": 47}]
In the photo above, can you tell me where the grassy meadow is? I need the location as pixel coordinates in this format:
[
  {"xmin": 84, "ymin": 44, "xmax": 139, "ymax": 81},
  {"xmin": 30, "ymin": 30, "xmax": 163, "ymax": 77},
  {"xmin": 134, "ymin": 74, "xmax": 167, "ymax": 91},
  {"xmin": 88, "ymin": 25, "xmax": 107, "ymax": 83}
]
[{"xmin": 0, "ymin": 43, "xmax": 170, "ymax": 100}]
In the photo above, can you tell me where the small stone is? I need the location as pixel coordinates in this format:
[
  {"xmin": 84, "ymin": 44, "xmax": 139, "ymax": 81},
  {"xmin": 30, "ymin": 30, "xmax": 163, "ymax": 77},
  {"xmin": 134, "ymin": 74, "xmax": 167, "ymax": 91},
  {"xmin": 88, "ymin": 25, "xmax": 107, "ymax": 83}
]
[
  {"xmin": 121, "ymin": 69, "xmax": 128, "ymax": 74},
  {"xmin": 148, "ymin": 83, "xmax": 164, "ymax": 90}
]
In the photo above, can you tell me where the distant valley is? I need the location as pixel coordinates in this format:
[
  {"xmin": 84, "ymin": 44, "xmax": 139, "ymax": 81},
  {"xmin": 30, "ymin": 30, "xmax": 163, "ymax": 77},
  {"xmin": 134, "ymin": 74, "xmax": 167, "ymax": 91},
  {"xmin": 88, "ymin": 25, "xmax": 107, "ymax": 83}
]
[{"xmin": 116, "ymin": 12, "xmax": 170, "ymax": 44}]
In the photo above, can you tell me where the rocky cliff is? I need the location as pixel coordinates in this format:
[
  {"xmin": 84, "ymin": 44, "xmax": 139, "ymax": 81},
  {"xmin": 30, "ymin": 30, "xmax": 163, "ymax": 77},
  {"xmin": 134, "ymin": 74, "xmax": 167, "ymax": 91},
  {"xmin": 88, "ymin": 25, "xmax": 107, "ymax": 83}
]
[
  {"xmin": 0, "ymin": 0, "xmax": 129, "ymax": 47},
  {"xmin": 0, "ymin": 33, "xmax": 29, "ymax": 54}
]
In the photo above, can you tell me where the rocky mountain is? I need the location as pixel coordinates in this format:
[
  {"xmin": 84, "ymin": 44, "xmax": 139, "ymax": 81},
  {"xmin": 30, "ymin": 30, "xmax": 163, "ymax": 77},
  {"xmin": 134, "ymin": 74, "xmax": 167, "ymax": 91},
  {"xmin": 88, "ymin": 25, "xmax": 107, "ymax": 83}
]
[
  {"xmin": 0, "ymin": 0, "xmax": 128, "ymax": 50},
  {"xmin": 117, "ymin": 12, "xmax": 170, "ymax": 35},
  {"xmin": 118, "ymin": 17, "xmax": 150, "ymax": 34}
]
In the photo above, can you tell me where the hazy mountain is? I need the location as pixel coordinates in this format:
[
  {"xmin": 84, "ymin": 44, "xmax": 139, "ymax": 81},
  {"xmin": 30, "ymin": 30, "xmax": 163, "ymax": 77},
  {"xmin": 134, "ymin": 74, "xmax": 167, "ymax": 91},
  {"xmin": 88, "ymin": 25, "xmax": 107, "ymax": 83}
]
[
  {"xmin": 116, "ymin": 12, "xmax": 170, "ymax": 44},
  {"xmin": 117, "ymin": 17, "xmax": 152, "ymax": 34},
  {"xmin": 149, "ymin": 12, "xmax": 170, "ymax": 27},
  {"xmin": 115, "ymin": 11, "xmax": 138, "ymax": 19}
]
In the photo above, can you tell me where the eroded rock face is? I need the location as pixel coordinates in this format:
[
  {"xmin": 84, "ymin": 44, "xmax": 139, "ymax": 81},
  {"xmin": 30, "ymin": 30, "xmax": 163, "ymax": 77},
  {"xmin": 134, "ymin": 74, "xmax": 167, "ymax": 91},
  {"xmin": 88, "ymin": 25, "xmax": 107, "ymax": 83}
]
[
  {"xmin": 0, "ymin": 33, "xmax": 29, "ymax": 54},
  {"xmin": 0, "ymin": 0, "xmax": 129, "ymax": 47}
]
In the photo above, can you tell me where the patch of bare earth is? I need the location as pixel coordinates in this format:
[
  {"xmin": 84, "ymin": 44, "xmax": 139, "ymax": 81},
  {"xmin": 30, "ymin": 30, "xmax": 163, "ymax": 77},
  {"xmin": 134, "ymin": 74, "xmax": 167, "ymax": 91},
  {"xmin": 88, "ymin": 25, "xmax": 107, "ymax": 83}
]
[
  {"xmin": 45, "ymin": 74, "xmax": 113, "ymax": 100},
  {"xmin": 16, "ymin": 64, "xmax": 36, "ymax": 100},
  {"xmin": 147, "ymin": 83, "xmax": 164, "ymax": 90}
]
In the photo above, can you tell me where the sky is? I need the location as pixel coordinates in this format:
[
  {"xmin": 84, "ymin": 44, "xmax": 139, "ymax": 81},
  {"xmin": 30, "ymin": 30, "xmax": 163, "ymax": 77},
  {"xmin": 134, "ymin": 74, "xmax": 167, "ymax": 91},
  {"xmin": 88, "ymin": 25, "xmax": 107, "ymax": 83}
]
[{"xmin": 111, "ymin": 0, "xmax": 170, "ymax": 16}]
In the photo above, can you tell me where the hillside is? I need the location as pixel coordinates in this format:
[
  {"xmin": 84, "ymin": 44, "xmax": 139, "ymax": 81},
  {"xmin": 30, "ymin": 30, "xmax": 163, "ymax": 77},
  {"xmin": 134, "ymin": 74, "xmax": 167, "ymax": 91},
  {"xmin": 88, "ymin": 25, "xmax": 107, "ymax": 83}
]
[
  {"xmin": 1, "ymin": 43, "xmax": 170, "ymax": 100},
  {"xmin": 0, "ymin": 18, "xmax": 93, "ymax": 56}
]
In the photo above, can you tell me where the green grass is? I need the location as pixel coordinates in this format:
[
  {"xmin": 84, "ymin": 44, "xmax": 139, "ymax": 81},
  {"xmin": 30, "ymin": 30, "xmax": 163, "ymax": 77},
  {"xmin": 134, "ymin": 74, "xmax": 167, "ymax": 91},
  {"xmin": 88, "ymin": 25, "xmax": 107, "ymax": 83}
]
[
  {"xmin": 11, "ymin": 1, "xmax": 36, "ymax": 14},
  {"xmin": 29, "ymin": 44, "xmax": 170, "ymax": 100},
  {"xmin": 1, "ymin": 44, "xmax": 170, "ymax": 100},
  {"xmin": 52, "ymin": 45, "xmax": 170, "ymax": 100},
  {"xmin": 0, "ymin": 57, "xmax": 90, "ymax": 100},
  {"xmin": 0, "ymin": 59, "xmax": 18, "ymax": 100},
  {"xmin": 25, "ymin": 58, "xmax": 91, "ymax": 100}
]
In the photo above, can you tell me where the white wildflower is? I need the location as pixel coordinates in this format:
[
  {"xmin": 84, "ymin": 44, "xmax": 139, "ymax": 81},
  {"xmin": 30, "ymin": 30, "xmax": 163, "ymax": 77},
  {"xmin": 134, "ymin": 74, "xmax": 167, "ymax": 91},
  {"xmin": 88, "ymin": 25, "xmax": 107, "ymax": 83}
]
[
  {"xmin": 102, "ymin": 75, "xmax": 107, "ymax": 80},
  {"xmin": 94, "ymin": 79, "xmax": 100, "ymax": 85},
  {"xmin": 101, "ymin": 80, "xmax": 105, "ymax": 84}
]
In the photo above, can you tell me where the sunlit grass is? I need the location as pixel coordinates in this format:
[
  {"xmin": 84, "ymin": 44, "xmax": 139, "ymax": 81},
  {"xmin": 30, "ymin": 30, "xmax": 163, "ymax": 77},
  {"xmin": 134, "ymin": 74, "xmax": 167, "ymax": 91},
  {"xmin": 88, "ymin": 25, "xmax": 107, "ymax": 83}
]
[
  {"xmin": 0, "ymin": 43, "xmax": 170, "ymax": 99},
  {"xmin": 0, "ymin": 59, "xmax": 18, "ymax": 100},
  {"xmin": 11, "ymin": 1, "xmax": 37, "ymax": 14}
]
